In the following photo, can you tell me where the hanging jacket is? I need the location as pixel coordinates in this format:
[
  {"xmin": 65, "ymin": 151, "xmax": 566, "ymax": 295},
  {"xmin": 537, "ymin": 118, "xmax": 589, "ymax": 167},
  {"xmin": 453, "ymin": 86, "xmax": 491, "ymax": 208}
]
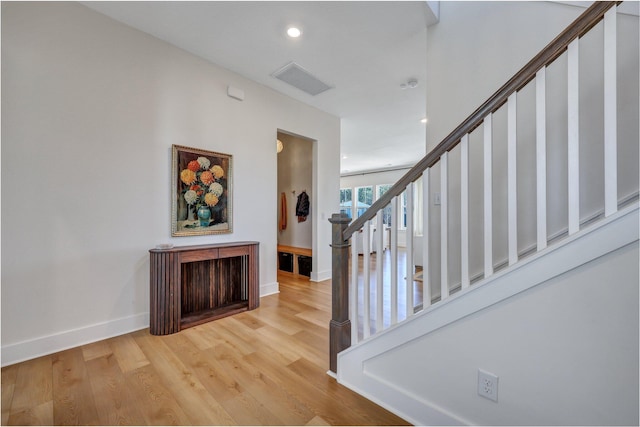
[{"xmin": 296, "ymin": 191, "xmax": 310, "ymax": 222}]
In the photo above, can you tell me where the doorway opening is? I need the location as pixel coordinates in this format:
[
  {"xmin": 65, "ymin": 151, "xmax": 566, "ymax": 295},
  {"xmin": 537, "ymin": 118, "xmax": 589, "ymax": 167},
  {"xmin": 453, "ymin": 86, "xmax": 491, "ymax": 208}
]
[{"xmin": 276, "ymin": 130, "xmax": 314, "ymax": 280}]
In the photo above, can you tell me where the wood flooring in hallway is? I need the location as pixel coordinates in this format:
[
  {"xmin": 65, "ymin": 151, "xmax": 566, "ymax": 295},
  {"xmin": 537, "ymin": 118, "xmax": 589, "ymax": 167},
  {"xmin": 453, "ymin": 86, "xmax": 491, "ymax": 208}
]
[{"xmin": 1, "ymin": 273, "xmax": 409, "ymax": 426}]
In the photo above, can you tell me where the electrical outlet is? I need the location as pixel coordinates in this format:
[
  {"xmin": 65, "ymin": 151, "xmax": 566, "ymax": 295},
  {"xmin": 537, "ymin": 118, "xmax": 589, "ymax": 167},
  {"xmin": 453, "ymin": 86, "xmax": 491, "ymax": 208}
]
[
  {"xmin": 434, "ymin": 193, "xmax": 441, "ymax": 206},
  {"xmin": 478, "ymin": 369, "xmax": 499, "ymax": 402}
]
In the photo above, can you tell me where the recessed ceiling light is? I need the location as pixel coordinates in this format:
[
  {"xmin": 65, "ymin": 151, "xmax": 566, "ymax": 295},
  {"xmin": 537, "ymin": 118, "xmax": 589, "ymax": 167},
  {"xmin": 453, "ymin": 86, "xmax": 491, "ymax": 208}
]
[
  {"xmin": 287, "ymin": 27, "xmax": 302, "ymax": 38},
  {"xmin": 342, "ymin": 155, "xmax": 348, "ymax": 159},
  {"xmin": 421, "ymin": 117, "xmax": 428, "ymax": 123}
]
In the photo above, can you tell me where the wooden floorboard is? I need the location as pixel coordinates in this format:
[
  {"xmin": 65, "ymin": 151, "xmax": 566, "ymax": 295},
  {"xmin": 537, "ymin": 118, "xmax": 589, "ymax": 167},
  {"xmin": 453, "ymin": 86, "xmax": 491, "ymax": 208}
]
[{"xmin": 1, "ymin": 273, "xmax": 410, "ymax": 426}]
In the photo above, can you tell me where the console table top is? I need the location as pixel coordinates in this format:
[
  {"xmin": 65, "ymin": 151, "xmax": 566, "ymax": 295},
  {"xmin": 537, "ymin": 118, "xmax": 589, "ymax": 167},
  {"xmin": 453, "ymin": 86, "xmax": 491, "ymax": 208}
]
[{"xmin": 149, "ymin": 241, "xmax": 259, "ymax": 253}]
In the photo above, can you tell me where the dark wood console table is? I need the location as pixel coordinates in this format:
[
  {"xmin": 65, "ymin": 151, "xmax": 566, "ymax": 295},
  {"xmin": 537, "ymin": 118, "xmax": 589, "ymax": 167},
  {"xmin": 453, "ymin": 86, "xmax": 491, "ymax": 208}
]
[{"xmin": 149, "ymin": 242, "xmax": 259, "ymax": 335}]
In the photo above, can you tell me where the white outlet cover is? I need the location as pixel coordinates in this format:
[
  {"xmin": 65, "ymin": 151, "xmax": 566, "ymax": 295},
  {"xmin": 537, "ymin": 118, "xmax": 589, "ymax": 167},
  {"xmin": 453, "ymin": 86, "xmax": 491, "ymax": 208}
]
[{"xmin": 478, "ymin": 369, "xmax": 499, "ymax": 402}]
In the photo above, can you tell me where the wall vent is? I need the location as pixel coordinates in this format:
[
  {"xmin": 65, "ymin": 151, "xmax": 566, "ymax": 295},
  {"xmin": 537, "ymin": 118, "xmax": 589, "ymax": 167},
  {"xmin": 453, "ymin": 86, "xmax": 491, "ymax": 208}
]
[{"xmin": 272, "ymin": 62, "xmax": 333, "ymax": 96}]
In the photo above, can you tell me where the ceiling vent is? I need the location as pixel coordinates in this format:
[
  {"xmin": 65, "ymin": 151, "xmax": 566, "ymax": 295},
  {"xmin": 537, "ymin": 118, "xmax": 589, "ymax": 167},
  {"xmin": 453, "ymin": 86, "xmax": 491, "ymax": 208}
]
[{"xmin": 272, "ymin": 62, "xmax": 333, "ymax": 96}]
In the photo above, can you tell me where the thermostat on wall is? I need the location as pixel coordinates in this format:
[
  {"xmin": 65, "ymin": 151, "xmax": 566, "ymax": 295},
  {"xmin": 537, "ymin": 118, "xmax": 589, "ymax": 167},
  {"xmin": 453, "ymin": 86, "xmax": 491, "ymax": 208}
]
[{"xmin": 227, "ymin": 86, "xmax": 245, "ymax": 101}]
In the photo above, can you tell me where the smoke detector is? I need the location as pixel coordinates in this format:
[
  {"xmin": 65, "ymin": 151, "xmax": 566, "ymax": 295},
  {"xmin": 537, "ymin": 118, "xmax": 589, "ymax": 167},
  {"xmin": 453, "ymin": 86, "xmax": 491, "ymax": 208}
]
[{"xmin": 400, "ymin": 79, "xmax": 418, "ymax": 89}]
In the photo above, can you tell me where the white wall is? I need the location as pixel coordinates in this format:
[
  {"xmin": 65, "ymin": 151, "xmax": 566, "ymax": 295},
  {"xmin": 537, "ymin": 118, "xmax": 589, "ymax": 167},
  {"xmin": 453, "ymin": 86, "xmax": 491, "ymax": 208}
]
[
  {"xmin": 425, "ymin": 1, "xmax": 639, "ymax": 293},
  {"xmin": 1, "ymin": 2, "xmax": 340, "ymax": 365}
]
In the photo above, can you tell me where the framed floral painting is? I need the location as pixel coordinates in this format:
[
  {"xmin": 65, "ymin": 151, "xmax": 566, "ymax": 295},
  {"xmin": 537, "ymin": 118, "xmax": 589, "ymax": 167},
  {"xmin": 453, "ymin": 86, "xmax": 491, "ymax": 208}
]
[{"xmin": 171, "ymin": 145, "xmax": 232, "ymax": 236}]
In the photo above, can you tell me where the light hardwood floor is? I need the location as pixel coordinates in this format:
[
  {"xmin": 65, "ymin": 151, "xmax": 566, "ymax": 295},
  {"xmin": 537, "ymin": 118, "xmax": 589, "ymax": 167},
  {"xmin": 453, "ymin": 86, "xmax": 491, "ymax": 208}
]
[{"xmin": 1, "ymin": 273, "xmax": 409, "ymax": 426}]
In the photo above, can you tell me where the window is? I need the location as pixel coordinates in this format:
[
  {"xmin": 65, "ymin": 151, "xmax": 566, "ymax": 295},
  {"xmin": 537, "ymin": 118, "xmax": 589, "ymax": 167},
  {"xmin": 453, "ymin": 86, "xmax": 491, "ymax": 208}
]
[
  {"xmin": 339, "ymin": 188, "xmax": 352, "ymax": 219},
  {"xmin": 339, "ymin": 179, "xmax": 423, "ymax": 233},
  {"xmin": 397, "ymin": 178, "xmax": 422, "ymax": 233},
  {"xmin": 377, "ymin": 184, "xmax": 393, "ymax": 226},
  {"xmin": 356, "ymin": 186, "xmax": 373, "ymax": 218}
]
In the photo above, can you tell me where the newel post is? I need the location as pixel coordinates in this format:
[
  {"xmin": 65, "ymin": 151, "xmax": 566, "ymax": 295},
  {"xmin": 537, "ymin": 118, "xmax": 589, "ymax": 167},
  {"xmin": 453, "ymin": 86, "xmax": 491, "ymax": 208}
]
[{"xmin": 328, "ymin": 213, "xmax": 352, "ymax": 374}]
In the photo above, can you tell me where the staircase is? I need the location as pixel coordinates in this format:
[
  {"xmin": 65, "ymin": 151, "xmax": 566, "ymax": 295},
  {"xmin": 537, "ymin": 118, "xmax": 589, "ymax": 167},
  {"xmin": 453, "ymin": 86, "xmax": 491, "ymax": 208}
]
[{"xmin": 328, "ymin": 2, "xmax": 639, "ymax": 425}]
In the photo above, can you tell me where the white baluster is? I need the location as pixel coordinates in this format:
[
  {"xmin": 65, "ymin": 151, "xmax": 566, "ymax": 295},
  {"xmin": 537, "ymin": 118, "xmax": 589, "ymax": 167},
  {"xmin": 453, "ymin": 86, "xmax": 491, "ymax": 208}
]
[
  {"xmin": 422, "ymin": 169, "xmax": 432, "ymax": 307},
  {"xmin": 350, "ymin": 234, "xmax": 359, "ymax": 344},
  {"xmin": 390, "ymin": 196, "xmax": 398, "ymax": 325},
  {"xmin": 376, "ymin": 211, "xmax": 384, "ymax": 332},
  {"xmin": 604, "ymin": 7, "xmax": 617, "ymax": 217},
  {"xmin": 405, "ymin": 183, "xmax": 414, "ymax": 319},
  {"xmin": 484, "ymin": 114, "xmax": 494, "ymax": 277},
  {"xmin": 440, "ymin": 153, "xmax": 449, "ymax": 300},
  {"xmin": 461, "ymin": 134, "xmax": 470, "ymax": 289},
  {"xmin": 363, "ymin": 222, "xmax": 371, "ymax": 339},
  {"xmin": 568, "ymin": 39, "xmax": 580, "ymax": 235},
  {"xmin": 536, "ymin": 67, "xmax": 548, "ymax": 251},
  {"xmin": 507, "ymin": 93, "xmax": 518, "ymax": 265}
]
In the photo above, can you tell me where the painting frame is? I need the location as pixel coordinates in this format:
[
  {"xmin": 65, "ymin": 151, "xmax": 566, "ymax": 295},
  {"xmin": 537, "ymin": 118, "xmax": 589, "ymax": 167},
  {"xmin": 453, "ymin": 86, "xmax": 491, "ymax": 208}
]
[{"xmin": 171, "ymin": 144, "xmax": 233, "ymax": 236}]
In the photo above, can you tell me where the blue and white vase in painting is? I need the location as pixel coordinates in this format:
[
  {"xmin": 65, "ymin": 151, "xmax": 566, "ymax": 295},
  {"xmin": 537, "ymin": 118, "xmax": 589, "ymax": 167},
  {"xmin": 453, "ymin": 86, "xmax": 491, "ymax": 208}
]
[{"xmin": 197, "ymin": 205, "xmax": 211, "ymax": 227}]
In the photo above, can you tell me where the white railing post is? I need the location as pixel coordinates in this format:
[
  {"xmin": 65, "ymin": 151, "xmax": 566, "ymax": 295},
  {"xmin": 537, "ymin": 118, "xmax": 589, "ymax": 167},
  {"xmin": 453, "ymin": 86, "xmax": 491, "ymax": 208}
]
[
  {"xmin": 604, "ymin": 6, "xmax": 618, "ymax": 217},
  {"xmin": 422, "ymin": 169, "xmax": 431, "ymax": 307},
  {"xmin": 363, "ymin": 221, "xmax": 371, "ymax": 339},
  {"xmin": 405, "ymin": 183, "xmax": 414, "ymax": 319},
  {"xmin": 536, "ymin": 67, "xmax": 548, "ymax": 251},
  {"xmin": 440, "ymin": 153, "xmax": 449, "ymax": 300},
  {"xmin": 390, "ymin": 196, "xmax": 398, "ymax": 325},
  {"xmin": 350, "ymin": 234, "xmax": 359, "ymax": 344},
  {"xmin": 375, "ymin": 211, "xmax": 384, "ymax": 332},
  {"xmin": 461, "ymin": 135, "xmax": 470, "ymax": 289},
  {"xmin": 568, "ymin": 38, "xmax": 580, "ymax": 235},
  {"xmin": 484, "ymin": 114, "xmax": 494, "ymax": 277},
  {"xmin": 422, "ymin": 168, "xmax": 431, "ymax": 308},
  {"xmin": 507, "ymin": 93, "xmax": 518, "ymax": 265}
]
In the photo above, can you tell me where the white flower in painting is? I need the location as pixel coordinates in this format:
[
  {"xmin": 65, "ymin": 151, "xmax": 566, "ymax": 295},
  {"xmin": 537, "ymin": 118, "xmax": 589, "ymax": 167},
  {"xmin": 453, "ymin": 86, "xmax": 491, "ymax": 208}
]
[
  {"xmin": 209, "ymin": 182, "xmax": 224, "ymax": 197},
  {"xmin": 184, "ymin": 189, "xmax": 198, "ymax": 205},
  {"xmin": 197, "ymin": 156, "xmax": 211, "ymax": 170}
]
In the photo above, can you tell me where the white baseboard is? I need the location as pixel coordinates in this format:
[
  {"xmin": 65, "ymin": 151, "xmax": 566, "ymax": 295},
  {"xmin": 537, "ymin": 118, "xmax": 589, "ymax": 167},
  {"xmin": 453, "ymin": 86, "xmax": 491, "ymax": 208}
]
[
  {"xmin": 339, "ymin": 374, "xmax": 469, "ymax": 426},
  {"xmin": 3, "ymin": 281, "xmax": 281, "ymax": 367},
  {"xmin": 1, "ymin": 312, "xmax": 149, "ymax": 367},
  {"xmin": 310, "ymin": 269, "xmax": 331, "ymax": 282},
  {"xmin": 260, "ymin": 281, "xmax": 279, "ymax": 296}
]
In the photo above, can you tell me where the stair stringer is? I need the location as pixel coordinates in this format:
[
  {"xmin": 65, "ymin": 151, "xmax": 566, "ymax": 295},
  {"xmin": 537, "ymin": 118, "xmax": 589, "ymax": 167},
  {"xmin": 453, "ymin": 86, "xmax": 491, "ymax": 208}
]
[{"xmin": 336, "ymin": 203, "xmax": 639, "ymax": 426}]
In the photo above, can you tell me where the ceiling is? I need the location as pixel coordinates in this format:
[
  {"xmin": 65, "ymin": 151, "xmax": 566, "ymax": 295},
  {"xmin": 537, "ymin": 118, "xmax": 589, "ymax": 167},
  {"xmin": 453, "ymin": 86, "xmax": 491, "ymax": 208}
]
[{"xmin": 82, "ymin": 1, "xmax": 436, "ymax": 175}]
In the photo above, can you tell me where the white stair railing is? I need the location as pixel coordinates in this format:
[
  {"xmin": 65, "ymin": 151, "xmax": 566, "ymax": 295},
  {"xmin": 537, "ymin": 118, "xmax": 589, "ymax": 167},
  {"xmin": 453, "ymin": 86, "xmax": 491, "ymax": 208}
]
[{"xmin": 329, "ymin": 1, "xmax": 637, "ymax": 370}]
